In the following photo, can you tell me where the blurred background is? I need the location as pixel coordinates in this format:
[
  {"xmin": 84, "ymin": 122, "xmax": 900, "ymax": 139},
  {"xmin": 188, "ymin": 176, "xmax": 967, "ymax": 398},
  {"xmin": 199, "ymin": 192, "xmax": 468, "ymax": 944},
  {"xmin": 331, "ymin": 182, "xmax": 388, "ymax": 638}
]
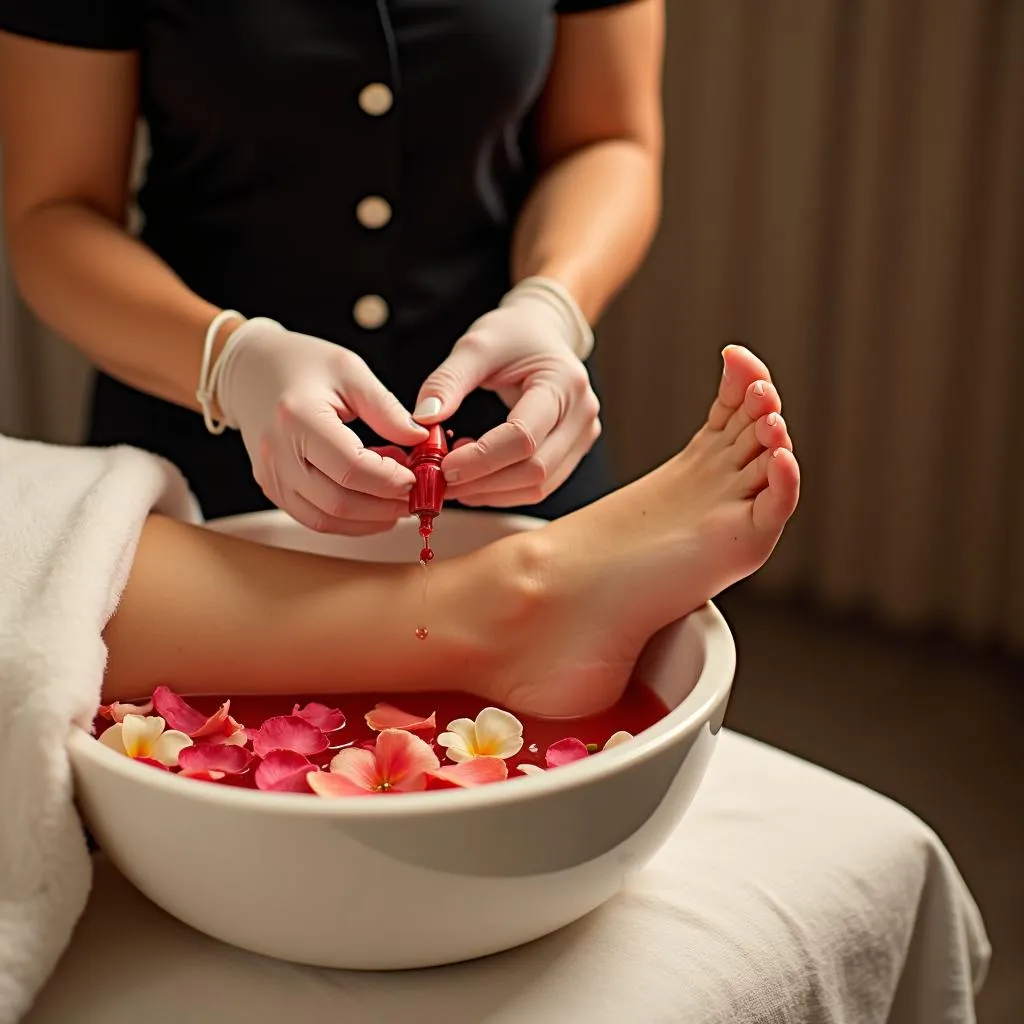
[{"xmin": 1, "ymin": 0, "xmax": 1021, "ymax": 1019}]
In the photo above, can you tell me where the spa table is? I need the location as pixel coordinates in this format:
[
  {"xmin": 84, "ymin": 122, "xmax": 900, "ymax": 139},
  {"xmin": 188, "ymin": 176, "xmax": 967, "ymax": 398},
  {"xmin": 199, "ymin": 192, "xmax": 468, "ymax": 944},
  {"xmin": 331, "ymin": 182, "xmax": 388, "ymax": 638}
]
[{"xmin": 26, "ymin": 732, "xmax": 990, "ymax": 1024}]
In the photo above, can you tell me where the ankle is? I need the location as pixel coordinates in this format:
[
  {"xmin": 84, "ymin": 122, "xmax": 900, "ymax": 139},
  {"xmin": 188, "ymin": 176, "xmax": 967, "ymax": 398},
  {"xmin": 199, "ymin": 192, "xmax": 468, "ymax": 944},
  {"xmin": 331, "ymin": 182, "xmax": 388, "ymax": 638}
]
[
  {"xmin": 487, "ymin": 529, "xmax": 560, "ymax": 624},
  {"xmin": 465, "ymin": 530, "xmax": 560, "ymax": 698}
]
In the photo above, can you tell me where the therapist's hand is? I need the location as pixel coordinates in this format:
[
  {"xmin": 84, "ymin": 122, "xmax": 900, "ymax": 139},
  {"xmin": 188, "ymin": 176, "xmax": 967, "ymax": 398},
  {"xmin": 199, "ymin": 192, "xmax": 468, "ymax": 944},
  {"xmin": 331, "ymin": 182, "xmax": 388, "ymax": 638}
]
[
  {"xmin": 413, "ymin": 282, "xmax": 601, "ymax": 508},
  {"xmin": 215, "ymin": 317, "xmax": 427, "ymax": 534}
]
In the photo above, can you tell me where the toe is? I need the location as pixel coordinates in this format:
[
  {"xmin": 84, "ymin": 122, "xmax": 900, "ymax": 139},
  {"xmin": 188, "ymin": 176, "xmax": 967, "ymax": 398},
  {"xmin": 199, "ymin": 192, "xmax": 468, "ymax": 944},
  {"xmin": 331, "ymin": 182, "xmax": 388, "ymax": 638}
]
[
  {"xmin": 731, "ymin": 411, "xmax": 791, "ymax": 467},
  {"xmin": 736, "ymin": 445, "xmax": 774, "ymax": 497},
  {"xmin": 752, "ymin": 448, "xmax": 800, "ymax": 534},
  {"xmin": 707, "ymin": 345, "xmax": 774, "ymax": 431},
  {"xmin": 722, "ymin": 379, "xmax": 782, "ymax": 444}
]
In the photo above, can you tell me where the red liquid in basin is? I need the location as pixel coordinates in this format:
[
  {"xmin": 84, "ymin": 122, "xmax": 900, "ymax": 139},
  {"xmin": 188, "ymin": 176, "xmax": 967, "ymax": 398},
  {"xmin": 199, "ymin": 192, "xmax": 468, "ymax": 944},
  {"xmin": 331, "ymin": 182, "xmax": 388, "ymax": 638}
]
[{"xmin": 93, "ymin": 684, "xmax": 669, "ymax": 790}]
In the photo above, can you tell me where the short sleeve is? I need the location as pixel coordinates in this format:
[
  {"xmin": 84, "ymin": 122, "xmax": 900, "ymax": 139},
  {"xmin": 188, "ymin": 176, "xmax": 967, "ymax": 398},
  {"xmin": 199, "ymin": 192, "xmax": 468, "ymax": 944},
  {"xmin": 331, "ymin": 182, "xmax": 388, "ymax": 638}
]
[
  {"xmin": 555, "ymin": 0, "xmax": 641, "ymax": 13},
  {"xmin": 0, "ymin": 0, "xmax": 140, "ymax": 51}
]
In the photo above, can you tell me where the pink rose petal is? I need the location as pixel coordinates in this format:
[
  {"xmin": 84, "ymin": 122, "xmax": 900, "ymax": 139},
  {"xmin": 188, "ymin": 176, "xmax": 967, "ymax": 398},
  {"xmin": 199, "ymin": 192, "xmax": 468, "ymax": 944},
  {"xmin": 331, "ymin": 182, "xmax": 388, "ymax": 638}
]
[
  {"xmin": 196, "ymin": 713, "xmax": 248, "ymax": 746},
  {"xmin": 308, "ymin": 772, "xmax": 376, "ymax": 798},
  {"xmin": 178, "ymin": 743, "xmax": 252, "ymax": 775},
  {"xmin": 254, "ymin": 750, "xmax": 318, "ymax": 792},
  {"xmin": 545, "ymin": 737, "xmax": 590, "ymax": 768},
  {"xmin": 252, "ymin": 715, "xmax": 328, "ymax": 758},
  {"xmin": 364, "ymin": 702, "xmax": 436, "ymax": 734},
  {"xmin": 425, "ymin": 757, "xmax": 508, "ymax": 789},
  {"xmin": 134, "ymin": 756, "xmax": 170, "ymax": 771},
  {"xmin": 189, "ymin": 702, "xmax": 232, "ymax": 739},
  {"xmin": 179, "ymin": 769, "xmax": 227, "ymax": 783},
  {"xmin": 99, "ymin": 699, "xmax": 153, "ymax": 723},
  {"xmin": 152, "ymin": 686, "xmax": 231, "ymax": 739},
  {"xmin": 292, "ymin": 702, "xmax": 346, "ymax": 732}
]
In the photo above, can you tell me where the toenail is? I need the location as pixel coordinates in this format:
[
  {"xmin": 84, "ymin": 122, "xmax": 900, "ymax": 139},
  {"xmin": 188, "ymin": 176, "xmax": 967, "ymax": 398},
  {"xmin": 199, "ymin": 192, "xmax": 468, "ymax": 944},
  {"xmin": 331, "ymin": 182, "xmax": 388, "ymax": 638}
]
[
  {"xmin": 752, "ymin": 381, "xmax": 766, "ymax": 397},
  {"xmin": 766, "ymin": 412, "xmax": 778, "ymax": 426}
]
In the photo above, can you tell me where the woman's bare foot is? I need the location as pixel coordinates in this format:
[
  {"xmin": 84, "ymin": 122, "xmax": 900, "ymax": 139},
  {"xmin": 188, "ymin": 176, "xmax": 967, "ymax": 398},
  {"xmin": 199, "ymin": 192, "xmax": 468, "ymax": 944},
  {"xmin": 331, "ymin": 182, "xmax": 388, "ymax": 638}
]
[{"xmin": 487, "ymin": 345, "xmax": 800, "ymax": 717}]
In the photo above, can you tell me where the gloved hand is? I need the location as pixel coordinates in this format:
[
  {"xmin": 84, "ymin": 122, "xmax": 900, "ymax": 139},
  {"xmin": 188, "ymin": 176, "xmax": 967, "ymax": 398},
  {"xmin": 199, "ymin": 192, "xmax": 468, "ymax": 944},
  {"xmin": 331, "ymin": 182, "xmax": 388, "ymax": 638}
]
[
  {"xmin": 412, "ymin": 278, "xmax": 601, "ymax": 508},
  {"xmin": 213, "ymin": 317, "xmax": 427, "ymax": 534}
]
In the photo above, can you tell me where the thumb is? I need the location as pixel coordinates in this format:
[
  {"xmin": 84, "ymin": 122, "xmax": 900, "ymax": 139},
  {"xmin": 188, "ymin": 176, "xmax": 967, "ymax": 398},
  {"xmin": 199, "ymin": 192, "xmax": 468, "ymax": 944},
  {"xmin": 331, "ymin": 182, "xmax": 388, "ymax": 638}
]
[
  {"xmin": 413, "ymin": 335, "xmax": 497, "ymax": 423},
  {"xmin": 340, "ymin": 358, "xmax": 427, "ymax": 446}
]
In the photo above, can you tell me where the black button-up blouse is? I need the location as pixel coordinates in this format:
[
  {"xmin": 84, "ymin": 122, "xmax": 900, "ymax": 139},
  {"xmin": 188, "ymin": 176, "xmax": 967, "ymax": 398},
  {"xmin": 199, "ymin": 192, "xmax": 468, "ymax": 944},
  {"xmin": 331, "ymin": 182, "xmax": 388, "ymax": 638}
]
[{"xmin": 0, "ymin": 0, "xmax": 634, "ymax": 518}]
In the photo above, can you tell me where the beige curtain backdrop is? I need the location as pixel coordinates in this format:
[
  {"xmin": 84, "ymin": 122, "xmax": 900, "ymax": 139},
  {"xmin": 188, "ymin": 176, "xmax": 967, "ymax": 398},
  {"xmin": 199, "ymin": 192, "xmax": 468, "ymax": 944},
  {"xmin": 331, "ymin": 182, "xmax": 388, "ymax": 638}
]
[
  {"xmin": 597, "ymin": 0, "xmax": 1024, "ymax": 652},
  {"xmin": 1, "ymin": 1, "xmax": 1021, "ymax": 650}
]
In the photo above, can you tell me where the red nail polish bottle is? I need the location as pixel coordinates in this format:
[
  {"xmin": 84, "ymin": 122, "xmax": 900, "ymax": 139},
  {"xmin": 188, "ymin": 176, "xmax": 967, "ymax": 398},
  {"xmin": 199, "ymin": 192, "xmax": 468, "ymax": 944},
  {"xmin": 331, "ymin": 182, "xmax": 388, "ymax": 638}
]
[{"xmin": 409, "ymin": 425, "xmax": 448, "ymax": 557}]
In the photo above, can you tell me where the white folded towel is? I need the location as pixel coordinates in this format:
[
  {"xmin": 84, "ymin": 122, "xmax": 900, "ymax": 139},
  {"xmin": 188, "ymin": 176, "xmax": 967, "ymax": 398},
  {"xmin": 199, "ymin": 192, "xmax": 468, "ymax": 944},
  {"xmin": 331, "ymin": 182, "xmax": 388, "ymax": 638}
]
[{"xmin": 0, "ymin": 437, "xmax": 197, "ymax": 1024}]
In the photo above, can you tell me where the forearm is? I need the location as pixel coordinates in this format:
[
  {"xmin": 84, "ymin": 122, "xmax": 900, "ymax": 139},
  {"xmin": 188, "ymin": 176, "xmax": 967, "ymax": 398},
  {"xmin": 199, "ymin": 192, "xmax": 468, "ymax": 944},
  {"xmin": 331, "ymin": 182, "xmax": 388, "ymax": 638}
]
[
  {"xmin": 101, "ymin": 516, "xmax": 535, "ymax": 703},
  {"xmin": 7, "ymin": 202, "xmax": 234, "ymax": 410},
  {"xmin": 511, "ymin": 139, "xmax": 662, "ymax": 324}
]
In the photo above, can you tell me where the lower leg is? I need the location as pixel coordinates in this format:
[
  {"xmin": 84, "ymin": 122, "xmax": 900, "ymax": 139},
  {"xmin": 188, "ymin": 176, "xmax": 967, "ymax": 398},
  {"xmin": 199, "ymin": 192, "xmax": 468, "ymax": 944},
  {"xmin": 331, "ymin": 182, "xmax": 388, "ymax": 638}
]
[{"xmin": 102, "ymin": 346, "xmax": 799, "ymax": 717}]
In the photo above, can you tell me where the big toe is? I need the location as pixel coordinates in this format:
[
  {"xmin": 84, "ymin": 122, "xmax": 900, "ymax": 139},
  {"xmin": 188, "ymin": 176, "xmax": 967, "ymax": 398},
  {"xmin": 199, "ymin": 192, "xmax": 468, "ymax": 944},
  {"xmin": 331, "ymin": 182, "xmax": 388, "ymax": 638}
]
[{"xmin": 707, "ymin": 345, "xmax": 774, "ymax": 430}]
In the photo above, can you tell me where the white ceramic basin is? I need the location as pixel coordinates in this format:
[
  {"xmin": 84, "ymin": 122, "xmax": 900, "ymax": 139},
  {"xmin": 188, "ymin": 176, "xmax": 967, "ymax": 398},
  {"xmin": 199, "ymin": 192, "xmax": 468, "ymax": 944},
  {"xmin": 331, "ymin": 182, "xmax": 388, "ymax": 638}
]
[{"xmin": 67, "ymin": 510, "xmax": 736, "ymax": 970}]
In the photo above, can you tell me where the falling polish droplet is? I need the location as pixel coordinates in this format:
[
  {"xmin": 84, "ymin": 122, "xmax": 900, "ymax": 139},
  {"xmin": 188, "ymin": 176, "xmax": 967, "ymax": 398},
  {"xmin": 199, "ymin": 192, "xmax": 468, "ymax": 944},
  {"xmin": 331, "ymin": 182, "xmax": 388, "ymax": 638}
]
[
  {"xmin": 419, "ymin": 546, "xmax": 434, "ymax": 562},
  {"xmin": 415, "ymin": 627, "xmax": 429, "ymax": 640}
]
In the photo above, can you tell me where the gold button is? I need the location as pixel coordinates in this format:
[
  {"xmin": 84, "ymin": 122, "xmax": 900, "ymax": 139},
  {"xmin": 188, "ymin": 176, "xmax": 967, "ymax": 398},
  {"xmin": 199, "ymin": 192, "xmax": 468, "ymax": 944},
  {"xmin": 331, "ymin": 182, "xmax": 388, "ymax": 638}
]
[
  {"xmin": 353, "ymin": 294, "xmax": 389, "ymax": 330},
  {"xmin": 358, "ymin": 83, "xmax": 393, "ymax": 116},
  {"xmin": 356, "ymin": 196, "xmax": 392, "ymax": 229}
]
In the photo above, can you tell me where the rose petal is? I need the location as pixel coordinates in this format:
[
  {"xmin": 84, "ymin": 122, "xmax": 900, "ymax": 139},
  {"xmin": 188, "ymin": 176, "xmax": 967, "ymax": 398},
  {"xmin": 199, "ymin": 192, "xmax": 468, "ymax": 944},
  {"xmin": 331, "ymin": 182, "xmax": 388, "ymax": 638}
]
[
  {"xmin": 328, "ymin": 747, "xmax": 380, "ymax": 790},
  {"xmin": 179, "ymin": 769, "xmax": 226, "ymax": 782},
  {"xmin": 518, "ymin": 763, "xmax": 546, "ymax": 776},
  {"xmin": 178, "ymin": 743, "xmax": 252, "ymax": 775},
  {"xmin": 135, "ymin": 756, "xmax": 171, "ymax": 771},
  {"xmin": 152, "ymin": 686, "xmax": 210, "ymax": 734},
  {"xmin": 425, "ymin": 757, "xmax": 507, "ymax": 789},
  {"xmin": 374, "ymin": 729, "xmax": 440, "ymax": 791},
  {"xmin": 308, "ymin": 772, "xmax": 377, "ymax": 797},
  {"xmin": 545, "ymin": 737, "xmax": 590, "ymax": 768},
  {"xmin": 151, "ymin": 686, "xmax": 233, "ymax": 739},
  {"xmin": 254, "ymin": 750, "xmax": 317, "ymax": 792},
  {"xmin": 364, "ymin": 703, "xmax": 436, "ymax": 734},
  {"xmin": 221, "ymin": 725, "xmax": 250, "ymax": 747},
  {"xmin": 473, "ymin": 708, "xmax": 524, "ymax": 759},
  {"xmin": 189, "ymin": 703, "xmax": 231, "ymax": 739},
  {"xmin": 196, "ymin": 713, "xmax": 247, "ymax": 746},
  {"xmin": 604, "ymin": 731, "xmax": 634, "ymax": 750},
  {"xmin": 292, "ymin": 702, "xmax": 346, "ymax": 732},
  {"xmin": 99, "ymin": 699, "xmax": 153, "ymax": 723},
  {"xmin": 120, "ymin": 714, "xmax": 167, "ymax": 759},
  {"xmin": 252, "ymin": 715, "xmax": 328, "ymax": 758}
]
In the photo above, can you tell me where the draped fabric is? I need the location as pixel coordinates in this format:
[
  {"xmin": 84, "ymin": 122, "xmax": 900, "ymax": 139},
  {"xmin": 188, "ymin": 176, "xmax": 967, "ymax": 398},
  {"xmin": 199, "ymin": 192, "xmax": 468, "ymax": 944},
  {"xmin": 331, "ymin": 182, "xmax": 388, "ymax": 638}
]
[{"xmin": 2, "ymin": 1, "xmax": 1022, "ymax": 648}]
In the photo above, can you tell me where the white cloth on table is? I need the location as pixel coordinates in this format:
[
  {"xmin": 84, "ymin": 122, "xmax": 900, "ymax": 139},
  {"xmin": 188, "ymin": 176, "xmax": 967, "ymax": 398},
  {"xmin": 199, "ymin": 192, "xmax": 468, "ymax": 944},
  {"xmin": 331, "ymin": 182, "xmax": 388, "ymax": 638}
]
[
  {"xmin": 0, "ymin": 437, "xmax": 197, "ymax": 1024},
  {"xmin": 25, "ymin": 732, "xmax": 990, "ymax": 1024}
]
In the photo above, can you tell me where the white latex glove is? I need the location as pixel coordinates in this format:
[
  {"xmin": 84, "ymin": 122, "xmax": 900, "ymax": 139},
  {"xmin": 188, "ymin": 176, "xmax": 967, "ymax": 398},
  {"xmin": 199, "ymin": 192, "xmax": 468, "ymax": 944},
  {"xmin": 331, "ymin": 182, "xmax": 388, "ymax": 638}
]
[
  {"xmin": 412, "ymin": 278, "xmax": 601, "ymax": 508},
  {"xmin": 213, "ymin": 317, "xmax": 427, "ymax": 534}
]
